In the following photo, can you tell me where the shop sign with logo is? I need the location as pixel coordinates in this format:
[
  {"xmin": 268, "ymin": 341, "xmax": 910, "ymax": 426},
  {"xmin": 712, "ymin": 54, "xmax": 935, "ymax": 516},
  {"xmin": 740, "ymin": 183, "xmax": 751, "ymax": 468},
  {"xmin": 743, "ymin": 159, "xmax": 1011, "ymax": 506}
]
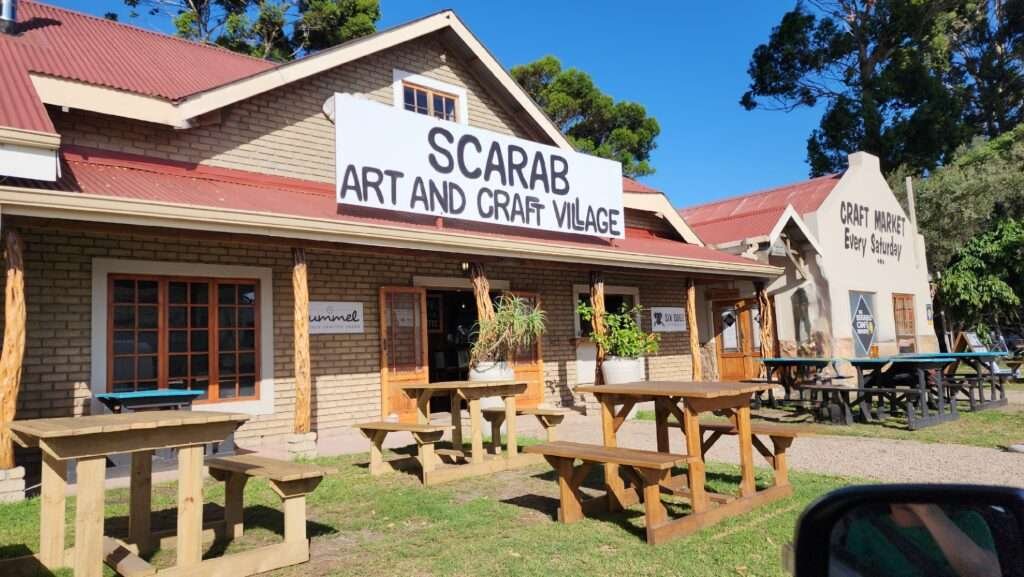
[
  {"xmin": 838, "ymin": 200, "xmax": 907, "ymax": 265},
  {"xmin": 849, "ymin": 291, "xmax": 876, "ymax": 357},
  {"xmin": 333, "ymin": 94, "xmax": 624, "ymax": 238},
  {"xmin": 309, "ymin": 301, "xmax": 364, "ymax": 334},
  {"xmin": 651, "ymin": 307, "xmax": 687, "ymax": 332}
]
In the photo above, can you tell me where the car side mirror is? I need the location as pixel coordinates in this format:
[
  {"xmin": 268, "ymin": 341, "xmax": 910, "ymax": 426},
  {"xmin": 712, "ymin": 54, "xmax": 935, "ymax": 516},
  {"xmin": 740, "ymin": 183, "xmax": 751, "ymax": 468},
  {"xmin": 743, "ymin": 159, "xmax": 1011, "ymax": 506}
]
[{"xmin": 789, "ymin": 484, "xmax": 1024, "ymax": 577}]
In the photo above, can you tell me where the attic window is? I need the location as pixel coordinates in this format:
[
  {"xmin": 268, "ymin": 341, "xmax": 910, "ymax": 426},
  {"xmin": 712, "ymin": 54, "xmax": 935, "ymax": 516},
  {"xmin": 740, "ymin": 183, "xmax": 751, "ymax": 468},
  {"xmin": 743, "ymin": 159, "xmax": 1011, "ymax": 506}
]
[
  {"xmin": 392, "ymin": 69, "xmax": 468, "ymax": 124},
  {"xmin": 403, "ymin": 83, "xmax": 457, "ymax": 121}
]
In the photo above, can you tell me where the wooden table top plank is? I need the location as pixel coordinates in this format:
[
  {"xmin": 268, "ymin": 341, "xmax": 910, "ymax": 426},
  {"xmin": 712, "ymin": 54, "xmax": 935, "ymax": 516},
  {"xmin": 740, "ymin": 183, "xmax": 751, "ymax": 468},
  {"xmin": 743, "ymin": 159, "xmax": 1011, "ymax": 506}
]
[
  {"xmin": 575, "ymin": 381, "xmax": 770, "ymax": 399},
  {"xmin": 8, "ymin": 411, "xmax": 249, "ymax": 439},
  {"xmin": 397, "ymin": 380, "xmax": 527, "ymax": 392}
]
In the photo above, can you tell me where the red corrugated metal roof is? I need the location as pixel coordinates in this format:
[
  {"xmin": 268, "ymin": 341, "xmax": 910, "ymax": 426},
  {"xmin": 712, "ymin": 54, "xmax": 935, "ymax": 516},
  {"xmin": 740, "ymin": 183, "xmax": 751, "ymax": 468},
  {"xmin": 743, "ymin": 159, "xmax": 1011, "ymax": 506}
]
[
  {"xmin": 0, "ymin": 38, "xmax": 54, "ymax": 133},
  {"xmin": 622, "ymin": 177, "xmax": 660, "ymax": 194},
  {"xmin": 14, "ymin": 146, "xmax": 760, "ymax": 268},
  {"xmin": 7, "ymin": 1, "xmax": 275, "ymax": 102},
  {"xmin": 679, "ymin": 174, "xmax": 840, "ymax": 245}
]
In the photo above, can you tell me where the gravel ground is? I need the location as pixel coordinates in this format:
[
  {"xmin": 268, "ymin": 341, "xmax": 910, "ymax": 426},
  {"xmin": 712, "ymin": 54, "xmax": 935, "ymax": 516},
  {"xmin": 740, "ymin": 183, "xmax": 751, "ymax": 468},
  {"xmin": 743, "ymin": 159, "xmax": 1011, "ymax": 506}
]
[{"xmin": 553, "ymin": 413, "xmax": 1024, "ymax": 487}]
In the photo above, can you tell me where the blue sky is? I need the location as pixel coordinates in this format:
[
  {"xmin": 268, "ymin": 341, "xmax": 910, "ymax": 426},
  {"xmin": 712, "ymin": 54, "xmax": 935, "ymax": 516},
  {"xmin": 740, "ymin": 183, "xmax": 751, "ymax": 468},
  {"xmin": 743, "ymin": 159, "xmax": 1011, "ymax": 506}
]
[{"xmin": 54, "ymin": 0, "xmax": 821, "ymax": 207}]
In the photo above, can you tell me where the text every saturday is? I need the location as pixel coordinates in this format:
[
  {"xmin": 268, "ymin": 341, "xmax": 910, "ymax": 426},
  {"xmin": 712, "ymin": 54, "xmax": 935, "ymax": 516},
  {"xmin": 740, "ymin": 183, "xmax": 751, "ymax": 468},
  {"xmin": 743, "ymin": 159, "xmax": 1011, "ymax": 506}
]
[{"xmin": 337, "ymin": 126, "xmax": 622, "ymax": 237}]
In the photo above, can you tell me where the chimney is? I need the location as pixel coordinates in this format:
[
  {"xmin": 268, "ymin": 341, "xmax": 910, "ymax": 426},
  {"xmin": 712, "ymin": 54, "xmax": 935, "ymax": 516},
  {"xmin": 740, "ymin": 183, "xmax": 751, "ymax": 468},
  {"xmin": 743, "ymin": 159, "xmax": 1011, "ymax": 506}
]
[
  {"xmin": 904, "ymin": 176, "xmax": 918, "ymax": 228},
  {"xmin": 0, "ymin": 0, "xmax": 17, "ymax": 35}
]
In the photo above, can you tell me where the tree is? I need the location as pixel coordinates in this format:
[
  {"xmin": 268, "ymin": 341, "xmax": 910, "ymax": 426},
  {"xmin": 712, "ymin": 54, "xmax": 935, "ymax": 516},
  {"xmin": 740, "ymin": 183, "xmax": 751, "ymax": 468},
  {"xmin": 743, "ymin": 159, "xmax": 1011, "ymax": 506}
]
[
  {"xmin": 741, "ymin": 0, "xmax": 1023, "ymax": 176},
  {"xmin": 891, "ymin": 123, "xmax": 1024, "ymax": 272},
  {"xmin": 511, "ymin": 56, "xmax": 660, "ymax": 178},
  {"xmin": 122, "ymin": 0, "xmax": 380, "ymax": 61},
  {"xmin": 938, "ymin": 218, "xmax": 1024, "ymax": 333}
]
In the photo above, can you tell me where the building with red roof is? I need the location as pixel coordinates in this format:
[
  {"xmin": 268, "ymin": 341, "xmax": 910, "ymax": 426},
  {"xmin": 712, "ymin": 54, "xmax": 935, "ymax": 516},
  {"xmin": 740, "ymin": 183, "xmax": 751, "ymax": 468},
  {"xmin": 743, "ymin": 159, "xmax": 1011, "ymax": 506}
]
[{"xmin": 0, "ymin": 1, "xmax": 783, "ymax": 471}]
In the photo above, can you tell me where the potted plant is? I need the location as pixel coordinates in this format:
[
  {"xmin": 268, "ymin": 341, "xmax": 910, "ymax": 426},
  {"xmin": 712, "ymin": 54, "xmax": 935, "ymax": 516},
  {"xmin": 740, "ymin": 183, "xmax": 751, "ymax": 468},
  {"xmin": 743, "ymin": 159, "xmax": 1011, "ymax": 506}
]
[
  {"xmin": 469, "ymin": 294, "xmax": 546, "ymax": 382},
  {"xmin": 577, "ymin": 303, "xmax": 660, "ymax": 384}
]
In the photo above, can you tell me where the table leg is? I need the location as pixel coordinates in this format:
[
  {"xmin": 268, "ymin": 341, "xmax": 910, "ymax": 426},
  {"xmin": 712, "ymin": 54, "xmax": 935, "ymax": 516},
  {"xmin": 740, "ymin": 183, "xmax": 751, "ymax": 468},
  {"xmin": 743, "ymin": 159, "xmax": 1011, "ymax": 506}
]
[
  {"xmin": 600, "ymin": 397, "xmax": 625, "ymax": 511},
  {"xmin": 450, "ymin": 391, "xmax": 463, "ymax": 449},
  {"xmin": 416, "ymin": 391, "xmax": 431, "ymax": 425},
  {"xmin": 176, "ymin": 444, "xmax": 204, "ymax": 568},
  {"xmin": 504, "ymin": 394, "xmax": 517, "ymax": 458},
  {"xmin": 735, "ymin": 404, "xmax": 756, "ymax": 498},
  {"xmin": 39, "ymin": 452, "xmax": 67, "ymax": 569},
  {"xmin": 129, "ymin": 450, "xmax": 153, "ymax": 554},
  {"xmin": 655, "ymin": 399, "xmax": 669, "ymax": 453},
  {"xmin": 681, "ymin": 402, "xmax": 708, "ymax": 513},
  {"xmin": 73, "ymin": 455, "xmax": 106, "ymax": 577},
  {"xmin": 468, "ymin": 397, "xmax": 484, "ymax": 463}
]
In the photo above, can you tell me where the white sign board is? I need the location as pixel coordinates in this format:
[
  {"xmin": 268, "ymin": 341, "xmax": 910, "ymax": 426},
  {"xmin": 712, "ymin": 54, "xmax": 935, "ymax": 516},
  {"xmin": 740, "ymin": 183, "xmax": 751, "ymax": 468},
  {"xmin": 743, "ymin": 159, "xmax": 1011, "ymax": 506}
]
[
  {"xmin": 651, "ymin": 307, "xmax": 687, "ymax": 332},
  {"xmin": 309, "ymin": 301, "xmax": 364, "ymax": 334},
  {"xmin": 334, "ymin": 94, "xmax": 625, "ymax": 238}
]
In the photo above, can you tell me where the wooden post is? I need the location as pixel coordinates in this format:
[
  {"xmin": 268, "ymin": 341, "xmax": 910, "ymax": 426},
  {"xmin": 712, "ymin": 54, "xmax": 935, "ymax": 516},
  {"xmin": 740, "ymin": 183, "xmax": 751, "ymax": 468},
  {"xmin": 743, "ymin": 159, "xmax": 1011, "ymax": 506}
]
[
  {"xmin": 75, "ymin": 455, "xmax": 107, "ymax": 577},
  {"xmin": 0, "ymin": 230, "xmax": 26, "ymax": 469},
  {"xmin": 755, "ymin": 282, "xmax": 775, "ymax": 360},
  {"xmin": 469, "ymin": 262, "xmax": 495, "ymax": 322},
  {"xmin": 129, "ymin": 450, "xmax": 153, "ymax": 554},
  {"xmin": 39, "ymin": 452, "xmax": 67, "ymax": 569},
  {"xmin": 176, "ymin": 445, "xmax": 204, "ymax": 568},
  {"xmin": 292, "ymin": 248, "xmax": 312, "ymax": 434},
  {"xmin": 686, "ymin": 279, "xmax": 702, "ymax": 382},
  {"xmin": 590, "ymin": 271, "xmax": 606, "ymax": 383}
]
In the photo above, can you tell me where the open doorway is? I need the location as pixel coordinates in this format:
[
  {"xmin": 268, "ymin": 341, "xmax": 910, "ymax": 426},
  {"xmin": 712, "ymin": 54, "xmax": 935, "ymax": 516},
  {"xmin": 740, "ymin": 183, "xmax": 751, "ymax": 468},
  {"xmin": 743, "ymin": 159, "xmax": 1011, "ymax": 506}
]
[{"xmin": 425, "ymin": 289, "xmax": 477, "ymax": 414}]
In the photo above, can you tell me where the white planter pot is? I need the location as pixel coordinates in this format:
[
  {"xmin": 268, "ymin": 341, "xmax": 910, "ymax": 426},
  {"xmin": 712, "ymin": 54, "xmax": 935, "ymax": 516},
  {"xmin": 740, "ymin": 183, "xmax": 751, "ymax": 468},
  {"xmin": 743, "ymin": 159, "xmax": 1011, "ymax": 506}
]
[
  {"xmin": 601, "ymin": 356, "xmax": 645, "ymax": 385},
  {"xmin": 469, "ymin": 361, "xmax": 514, "ymax": 409}
]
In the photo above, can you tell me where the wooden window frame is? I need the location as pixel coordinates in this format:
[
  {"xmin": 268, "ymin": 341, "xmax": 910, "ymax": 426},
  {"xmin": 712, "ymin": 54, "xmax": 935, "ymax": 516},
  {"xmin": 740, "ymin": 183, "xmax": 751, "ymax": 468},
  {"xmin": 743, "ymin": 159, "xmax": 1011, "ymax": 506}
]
[
  {"xmin": 892, "ymin": 293, "xmax": 916, "ymax": 350},
  {"xmin": 107, "ymin": 274, "xmax": 261, "ymax": 404},
  {"xmin": 402, "ymin": 81, "xmax": 459, "ymax": 122}
]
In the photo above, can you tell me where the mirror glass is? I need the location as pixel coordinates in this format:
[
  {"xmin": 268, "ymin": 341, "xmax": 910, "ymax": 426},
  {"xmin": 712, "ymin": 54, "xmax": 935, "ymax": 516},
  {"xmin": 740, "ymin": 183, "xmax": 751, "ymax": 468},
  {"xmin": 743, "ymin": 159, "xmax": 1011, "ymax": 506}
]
[{"xmin": 828, "ymin": 502, "xmax": 1022, "ymax": 577}]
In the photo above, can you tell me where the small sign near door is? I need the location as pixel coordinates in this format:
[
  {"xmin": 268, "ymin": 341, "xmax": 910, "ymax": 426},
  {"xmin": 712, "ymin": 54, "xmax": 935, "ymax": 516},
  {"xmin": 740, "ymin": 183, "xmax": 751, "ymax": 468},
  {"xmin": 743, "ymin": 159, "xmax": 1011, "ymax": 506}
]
[
  {"xmin": 651, "ymin": 307, "xmax": 687, "ymax": 332},
  {"xmin": 310, "ymin": 301, "xmax": 364, "ymax": 334},
  {"xmin": 849, "ymin": 292, "xmax": 876, "ymax": 357}
]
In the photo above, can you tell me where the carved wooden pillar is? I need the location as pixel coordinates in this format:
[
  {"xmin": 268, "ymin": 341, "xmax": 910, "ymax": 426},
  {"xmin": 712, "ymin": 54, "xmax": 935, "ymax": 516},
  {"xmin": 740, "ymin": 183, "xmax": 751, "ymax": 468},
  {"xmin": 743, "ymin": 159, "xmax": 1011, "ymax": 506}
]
[
  {"xmin": 0, "ymin": 230, "xmax": 26, "ymax": 469},
  {"xmin": 292, "ymin": 248, "xmax": 312, "ymax": 434},
  {"xmin": 755, "ymin": 281, "xmax": 776, "ymax": 360},
  {"xmin": 469, "ymin": 262, "xmax": 495, "ymax": 323},
  {"xmin": 590, "ymin": 271, "xmax": 606, "ymax": 384},
  {"xmin": 686, "ymin": 278, "xmax": 702, "ymax": 382}
]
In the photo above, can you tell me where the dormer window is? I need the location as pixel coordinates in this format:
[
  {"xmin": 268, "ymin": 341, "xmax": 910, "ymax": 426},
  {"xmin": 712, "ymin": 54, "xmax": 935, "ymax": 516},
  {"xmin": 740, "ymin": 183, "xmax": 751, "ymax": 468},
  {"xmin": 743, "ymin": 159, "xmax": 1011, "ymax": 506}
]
[
  {"xmin": 403, "ymin": 83, "xmax": 458, "ymax": 122},
  {"xmin": 392, "ymin": 69, "xmax": 468, "ymax": 124}
]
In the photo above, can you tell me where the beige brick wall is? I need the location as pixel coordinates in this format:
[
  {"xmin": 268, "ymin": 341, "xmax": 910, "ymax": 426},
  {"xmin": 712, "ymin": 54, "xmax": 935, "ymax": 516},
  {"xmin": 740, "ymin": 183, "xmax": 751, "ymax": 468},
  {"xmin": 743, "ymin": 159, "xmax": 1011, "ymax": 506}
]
[
  {"xmin": 53, "ymin": 35, "xmax": 534, "ymax": 184},
  {"xmin": 6, "ymin": 220, "xmax": 696, "ymax": 445}
]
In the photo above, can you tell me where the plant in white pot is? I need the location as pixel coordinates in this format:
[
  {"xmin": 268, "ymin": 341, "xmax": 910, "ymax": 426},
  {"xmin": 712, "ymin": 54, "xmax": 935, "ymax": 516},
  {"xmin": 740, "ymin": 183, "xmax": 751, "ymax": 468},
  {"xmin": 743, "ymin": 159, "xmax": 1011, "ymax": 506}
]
[
  {"xmin": 577, "ymin": 303, "xmax": 660, "ymax": 384},
  {"xmin": 469, "ymin": 294, "xmax": 546, "ymax": 384}
]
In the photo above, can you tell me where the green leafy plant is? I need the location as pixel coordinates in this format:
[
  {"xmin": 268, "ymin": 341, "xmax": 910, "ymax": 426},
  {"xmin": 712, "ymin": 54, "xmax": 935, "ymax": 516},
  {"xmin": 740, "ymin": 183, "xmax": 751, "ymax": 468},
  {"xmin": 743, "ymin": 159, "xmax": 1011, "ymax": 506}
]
[
  {"xmin": 470, "ymin": 294, "xmax": 546, "ymax": 366},
  {"xmin": 577, "ymin": 303, "xmax": 660, "ymax": 359}
]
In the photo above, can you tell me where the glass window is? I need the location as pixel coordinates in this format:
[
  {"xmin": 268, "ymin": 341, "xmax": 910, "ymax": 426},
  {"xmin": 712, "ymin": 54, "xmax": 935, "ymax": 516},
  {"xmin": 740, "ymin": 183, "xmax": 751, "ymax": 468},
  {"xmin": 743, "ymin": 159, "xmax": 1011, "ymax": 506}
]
[
  {"xmin": 107, "ymin": 275, "xmax": 259, "ymax": 402},
  {"xmin": 402, "ymin": 82, "xmax": 458, "ymax": 121},
  {"xmin": 576, "ymin": 291, "xmax": 637, "ymax": 338}
]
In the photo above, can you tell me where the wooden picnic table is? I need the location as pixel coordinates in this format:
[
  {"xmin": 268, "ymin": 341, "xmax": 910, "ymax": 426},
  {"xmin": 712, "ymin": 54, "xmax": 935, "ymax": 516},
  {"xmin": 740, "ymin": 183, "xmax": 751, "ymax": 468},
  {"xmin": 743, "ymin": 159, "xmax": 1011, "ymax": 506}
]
[
  {"xmin": 575, "ymin": 380, "xmax": 792, "ymax": 541},
  {"xmin": 4, "ymin": 410, "xmax": 248, "ymax": 577},
  {"xmin": 758, "ymin": 357, "xmax": 837, "ymax": 406},
  {"xmin": 398, "ymin": 379, "xmax": 528, "ymax": 483}
]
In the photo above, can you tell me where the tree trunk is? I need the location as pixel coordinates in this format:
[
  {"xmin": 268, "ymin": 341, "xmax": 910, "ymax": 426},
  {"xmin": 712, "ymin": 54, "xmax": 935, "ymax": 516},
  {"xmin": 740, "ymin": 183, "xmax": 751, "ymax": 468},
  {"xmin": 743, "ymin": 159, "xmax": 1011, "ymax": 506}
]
[
  {"xmin": 469, "ymin": 262, "xmax": 495, "ymax": 323},
  {"xmin": 0, "ymin": 230, "xmax": 26, "ymax": 469},
  {"xmin": 686, "ymin": 279, "xmax": 702, "ymax": 382},
  {"xmin": 292, "ymin": 248, "xmax": 312, "ymax": 434},
  {"xmin": 589, "ymin": 271, "xmax": 606, "ymax": 384},
  {"xmin": 755, "ymin": 282, "xmax": 776, "ymax": 365}
]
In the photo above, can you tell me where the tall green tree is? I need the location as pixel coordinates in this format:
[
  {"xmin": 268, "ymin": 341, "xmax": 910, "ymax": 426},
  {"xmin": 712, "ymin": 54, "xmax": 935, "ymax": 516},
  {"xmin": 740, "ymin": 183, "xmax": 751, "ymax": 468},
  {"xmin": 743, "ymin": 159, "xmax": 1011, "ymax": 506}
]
[
  {"xmin": 742, "ymin": 0, "xmax": 1023, "ymax": 175},
  {"xmin": 122, "ymin": 0, "xmax": 380, "ymax": 61},
  {"xmin": 511, "ymin": 55, "xmax": 660, "ymax": 178}
]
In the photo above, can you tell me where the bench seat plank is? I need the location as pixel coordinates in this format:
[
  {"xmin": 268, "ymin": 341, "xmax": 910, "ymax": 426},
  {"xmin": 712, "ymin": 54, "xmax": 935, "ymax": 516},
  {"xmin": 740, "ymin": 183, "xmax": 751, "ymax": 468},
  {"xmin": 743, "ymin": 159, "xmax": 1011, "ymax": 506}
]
[
  {"xmin": 205, "ymin": 454, "xmax": 329, "ymax": 483},
  {"xmin": 699, "ymin": 421, "xmax": 813, "ymax": 438},
  {"xmin": 354, "ymin": 421, "xmax": 451, "ymax": 434},
  {"xmin": 524, "ymin": 441, "xmax": 685, "ymax": 470}
]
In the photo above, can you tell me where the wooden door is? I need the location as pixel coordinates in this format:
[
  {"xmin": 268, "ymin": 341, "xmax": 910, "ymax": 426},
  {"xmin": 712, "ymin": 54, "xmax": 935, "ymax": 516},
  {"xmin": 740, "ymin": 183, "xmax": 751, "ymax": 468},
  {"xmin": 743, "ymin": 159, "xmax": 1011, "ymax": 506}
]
[
  {"xmin": 379, "ymin": 287, "xmax": 428, "ymax": 422},
  {"xmin": 510, "ymin": 291, "xmax": 544, "ymax": 409},
  {"xmin": 715, "ymin": 302, "xmax": 748, "ymax": 380}
]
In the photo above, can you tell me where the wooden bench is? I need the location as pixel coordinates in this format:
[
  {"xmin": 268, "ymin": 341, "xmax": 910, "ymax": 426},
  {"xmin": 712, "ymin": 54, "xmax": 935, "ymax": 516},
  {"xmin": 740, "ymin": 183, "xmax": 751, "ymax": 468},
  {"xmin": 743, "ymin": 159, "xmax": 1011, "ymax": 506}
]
[
  {"xmin": 481, "ymin": 406, "xmax": 568, "ymax": 453},
  {"xmin": 205, "ymin": 454, "xmax": 331, "ymax": 549},
  {"xmin": 699, "ymin": 422, "xmax": 810, "ymax": 487},
  {"xmin": 524, "ymin": 441, "xmax": 688, "ymax": 544},
  {"xmin": 354, "ymin": 421, "xmax": 451, "ymax": 480}
]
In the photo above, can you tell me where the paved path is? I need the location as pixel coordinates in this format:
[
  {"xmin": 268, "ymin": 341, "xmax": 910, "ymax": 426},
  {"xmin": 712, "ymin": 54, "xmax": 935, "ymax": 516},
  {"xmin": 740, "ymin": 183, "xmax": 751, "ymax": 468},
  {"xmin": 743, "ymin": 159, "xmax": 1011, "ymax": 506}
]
[{"xmin": 298, "ymin": 410, "xmax": 1024, "ymax": 488}]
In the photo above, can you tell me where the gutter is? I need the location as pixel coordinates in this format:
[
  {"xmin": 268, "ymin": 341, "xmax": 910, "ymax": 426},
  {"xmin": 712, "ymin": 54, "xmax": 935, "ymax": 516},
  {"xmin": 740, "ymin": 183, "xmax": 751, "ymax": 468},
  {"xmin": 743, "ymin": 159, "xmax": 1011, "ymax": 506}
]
[{"xmin": 0, "ymin": 185, "xmax": 783, "ymax": 279}]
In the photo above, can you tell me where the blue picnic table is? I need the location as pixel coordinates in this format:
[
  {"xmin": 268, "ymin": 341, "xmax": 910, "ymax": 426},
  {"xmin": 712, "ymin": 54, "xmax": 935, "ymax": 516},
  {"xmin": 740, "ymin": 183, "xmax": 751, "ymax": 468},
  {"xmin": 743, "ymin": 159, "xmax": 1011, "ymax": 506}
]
[
  {"xmin": 758, "ymin": 357, "xmax": 837, "ymax": 407},
  {"xmin": 899, "ymin": 352, "xmax": 1009, "ymax": 410},
  {"xmin": 96, "ymin": 389, "xmax": 205, "ymax": 413},
  {"xmin": 846, "ymin": 357, "xmax": 959, "ymax": 429}
]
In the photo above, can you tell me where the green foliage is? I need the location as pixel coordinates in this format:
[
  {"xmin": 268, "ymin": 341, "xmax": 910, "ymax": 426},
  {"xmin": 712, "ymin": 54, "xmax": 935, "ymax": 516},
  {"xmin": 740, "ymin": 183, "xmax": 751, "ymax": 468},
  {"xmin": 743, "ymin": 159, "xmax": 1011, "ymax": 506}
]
[
  {"xmin": 511, "ymin": 55, "xmax": 661, "ymax": 178},
  {"xmin": 470, "ymin": 294, "xmax": 546, "ymax": 365},
  {"xmin": 891, "ymin": 123, "xmax": 1024, "ymax": 272},
  {"xmin": 577, "ymin": 303, "xmax": 660, "ymax": 359},
  {"xmin": 938, "ymin": 218, "xmax": 1024, "ymax": 332},
  {"xmin": 124, "ymin": 0, "xmax": 380, "ymax": 61},
  {"xmin": 742, "ymin": 0, "xmax": 1023, "ymax": 175}
]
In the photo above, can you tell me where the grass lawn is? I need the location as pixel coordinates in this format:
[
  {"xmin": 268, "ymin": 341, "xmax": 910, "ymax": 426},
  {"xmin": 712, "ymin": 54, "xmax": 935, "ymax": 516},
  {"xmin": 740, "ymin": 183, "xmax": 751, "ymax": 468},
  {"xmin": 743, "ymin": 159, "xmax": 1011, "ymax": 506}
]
[
  {"xmin": 0, "ymin": 450, "xmax": 861, "ymax": 577},
  {"xmin": 1005, "ymin": 380, "xmax": 1024, "ymax": 391},
  {"xmin": 635, "ymin": 405, "xmax": 1024, "ymax": 449}
]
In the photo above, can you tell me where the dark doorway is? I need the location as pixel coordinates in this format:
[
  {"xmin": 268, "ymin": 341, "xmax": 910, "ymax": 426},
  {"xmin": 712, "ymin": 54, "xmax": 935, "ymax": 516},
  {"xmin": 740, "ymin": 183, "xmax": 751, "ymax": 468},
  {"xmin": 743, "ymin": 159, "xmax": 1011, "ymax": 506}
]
[{"xmin": 426, "ymin": 289, "xmax": 478, "ymax": 413}]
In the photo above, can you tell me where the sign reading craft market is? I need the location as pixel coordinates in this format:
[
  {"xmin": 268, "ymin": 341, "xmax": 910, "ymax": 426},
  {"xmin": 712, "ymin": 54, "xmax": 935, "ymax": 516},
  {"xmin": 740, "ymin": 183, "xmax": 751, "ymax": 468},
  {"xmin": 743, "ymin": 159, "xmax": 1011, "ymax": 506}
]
[{"xmin": 333, "ymin": 94, "xmax": 625, "ymax": 238}]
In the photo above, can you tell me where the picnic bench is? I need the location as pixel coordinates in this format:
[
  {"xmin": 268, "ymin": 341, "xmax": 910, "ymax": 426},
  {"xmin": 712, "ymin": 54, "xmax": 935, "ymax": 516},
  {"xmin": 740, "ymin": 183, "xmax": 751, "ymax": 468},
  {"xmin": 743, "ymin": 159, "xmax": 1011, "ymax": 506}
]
[
  {"xmin": 481, "ymin": 406, "xmax": 568, "ymax": 453},
  {"xmin": 904, "ymin": 351, "xmax": 1010, "ymax": 411},
  {"xmin": 698, "ymin": 421, "xmax": 810, "ymax": 488},
  {"xmin": 758, "ymin": 357, "xmax": 836, "ymax": 407},
  {"xmin": 524, "ymin": 441, "xmax": 688, "ymax": 544},
  {"xmin": 849, "ymin": 357, "xmax": 959, "ymax": 429},
  {"xmin": 206, "ymin": 453, "xmax": 332, "ymax": 548},
  {"xmin": 354, "ymin": 421, "xmax": 450, "ymax": 482}
]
